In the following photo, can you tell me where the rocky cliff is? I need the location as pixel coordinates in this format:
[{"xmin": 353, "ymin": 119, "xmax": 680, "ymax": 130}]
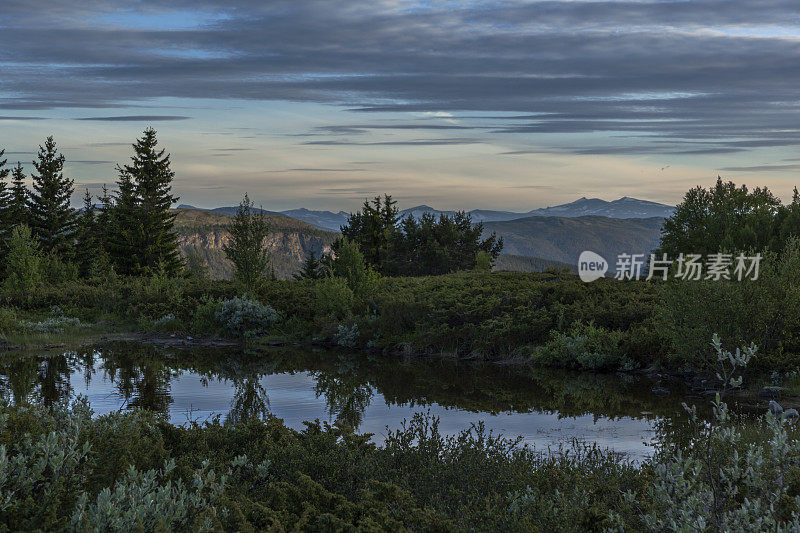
[{"xmin": 173, "ymin": 209, "xmax": 337, "ymax": 279}]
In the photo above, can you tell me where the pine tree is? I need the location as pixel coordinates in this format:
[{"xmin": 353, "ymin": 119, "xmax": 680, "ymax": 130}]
[
  {"xmin": 74, "ymin": 189, "xmax": 97, "ymax": 277},
  {"xmin": 107, "ymin": 170, "xmax": 143, "ymax": 275},
  {"xmin": 0, "ymin": 149, "xmax": 11, "ymax": 243},
  {"xmin": 94, "ymin": 184, "xmax": 112, "ymax": 250},
  {"xmin": 123, "ymin": 128, "xmax": 182, "ymax": 276},
  {"xmin": 294, "ymin": 250, "xmax": 323, "ymax": 280},
  {"xmin": 8, "ymin": 163, "xmax": 29, "ymax": 227},
  {"xmin": 224, "ymin": 193, "xmax": 271, "ymax": 290},
  {"xmin": 27, "ymin": 136, "xmax": 77, "ymax": 255}
]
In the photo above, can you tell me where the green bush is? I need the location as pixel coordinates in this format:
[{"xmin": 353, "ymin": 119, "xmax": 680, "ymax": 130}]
[
  {"xmin": 190, "ymin": 296, "xmax": 223, "ymax": 335},
  {"xmin": 42, "ymin": 252, "xmax": 79, "ymax": 284},
  {"xmin": 333, "ymin": 323, "xmax": 360, "ymax": 347},
  {"xmin": 0, "ymin": 307, "xmax": 19, "ymax": 338},
  {"xmin": 0, "ymin": 398, "xmax": 93, "ymax": 531},
  {"xmin": 331, "ymin": 238, "xmax": 379, "ymax": 295},
  {"xmin": 3, "ymin": 225, "xmax": 44, "ymax": 295},
  {"xmin": 314, "ymin": 276, "xmax": 355, "ymax": 322},
  {"xmin": 657, "ymin": 239, "xmax": 800, "ymax": 369},
  {"xmin": 532, "ymin": 322, "xmax": 629, "ymax": 371}
]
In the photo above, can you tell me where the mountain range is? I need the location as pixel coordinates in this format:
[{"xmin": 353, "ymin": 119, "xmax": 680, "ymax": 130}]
[
  {"xmin": 484, "ymin": 215, "xmax": 664, "ymax": 268},
  {"xmin": 173, "ymin": 206, "xmax": 665, "ymax": 279},
  {"xmin": 177, "ymin": 196, "xmax": 675, "ymax": 232}
]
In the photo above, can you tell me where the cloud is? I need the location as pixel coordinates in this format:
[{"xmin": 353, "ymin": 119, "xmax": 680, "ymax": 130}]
[
  {"xmin": 266, "ymin": 168, "xmax": 366, "ymax": 172},
  {"xmin": 304, "ymin": 138, "xmax": 482, "ymax": 146},
  {"xmin": 85, "ymin": 142, "xmax": 130, "ymax": 147},
  {"xmin": 314, "ymin": 123, "xmax": 476, "ymax": 135},
  {"xmin": 76, "ymin": 115, "xmax": 191, "ymax": 121},
  {"xmin": 2, "ymin": 0, "xmax": 800, "ymax": 156},
  {"xmin": 717, "ymin": 164, "xmax": 800, "ymax": 172}
]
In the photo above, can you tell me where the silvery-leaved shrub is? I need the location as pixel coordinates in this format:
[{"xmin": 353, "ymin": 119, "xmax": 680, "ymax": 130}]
[
  {"xmin": 18, "ymin": 315, "xmax": 82, "ymax": 334},
  {"xmin": 70, "ymin": 459, "xmax": 226, "ymax": 532},
  {"xmin": 0, "ymin": 398, "xmax": 93, "ymax": 531},
  {"xmin": 609, "ymin": 335, "xmax": 800, "ymax": 532},
  {"xmin": 334, "ymin": 323, "xmax": 359, "ymax": 347},
  {"xmin": 214, "ymin": 296, "xmax": 279, "ymax": 338}
]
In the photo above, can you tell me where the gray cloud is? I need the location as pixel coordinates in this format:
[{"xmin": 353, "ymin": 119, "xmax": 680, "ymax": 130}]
[
  {"xmin": 2, "ymin": 0, "xmax": 800, "ymax": 156},
  {"xmin": 718, "ymin": 164, "xmax": 800, "ymax": 172},
  {"xmin": 85, "ymin": 142, "xmax": 130, "ymax": 147},
  {"xmin": 76, "ymin": 115, "xmax": 191, "ymax": 121},
  {"xmin": 266, "ymin": 168, "xmax": 366, "ymax": 172},
  {"xmin": 304, "ymin": 138, "xmax": 482, "ymax": 146}
]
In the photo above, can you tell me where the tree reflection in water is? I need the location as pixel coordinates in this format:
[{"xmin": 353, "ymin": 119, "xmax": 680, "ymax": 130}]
[
  {"xmin": 0, "ymin": 342, "xmax": 706, "ymax": 455},
  {"xmin": 313, "ymin": 355, "xmax": 373, "ymax": 428},
  {"xmin": 99, "ymin": 347, "xmax": 176, "ymax": 415},
  {"xmin": 226, "ymin": 378, "xmax": 270, "ymax": 425}
]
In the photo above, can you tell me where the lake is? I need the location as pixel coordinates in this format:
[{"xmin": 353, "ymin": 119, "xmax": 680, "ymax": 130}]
[{"xmin": 0, "ymin": 342, "xmax": 712, "ymax": 460}]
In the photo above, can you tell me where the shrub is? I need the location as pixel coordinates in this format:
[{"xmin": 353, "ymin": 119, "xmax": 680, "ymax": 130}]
[
  {"xmin": 331, "ymin": 239, "xmax": 379, "ymax": 295},
  {"xmin": 657, "ymin": 238, "xmax": 800, "ymax": 369},
  {"xmin": 191, "ymin": 296, "xmax": 223, "ymax": 335},
  {"xmin": 334, "ymin": 323, "xmax": 360, "ymax": 347},
  {"xmin": 42, "ymin": 252, "xmax": 79, "ymax": 284},
  {"xmin": 70, "ymin": 460, "xmax": 225, "ymax": 532},
  {"xmin": 314, "ymin": 277, "xmax": 355, "ymax": 322},
  {"xmin": 0, "ymin": 307, "xmax": 19, "ymax": 337},
  {"xmin": 17, "ymin": 306, "xmax": 84, "ymax": 334},
  {"xmin": 532, "ymin": 322, "xmax": 626, "ymax": 371},
  {"xmin": 475, "ymin": 250, "xmax": 492, "ymax": 271},
  {"xmin": 148, "ymin": 313, "xmax": 185, "ymax": 333},
  {"xmin": 610, "ymin": 337, "xmax": 800, "ymax": 531},
  {"xmin": 18, "ymin": 315, "xmax": 82, "ymax": 334},
  {"xmin": 214, "ymin": 296, "xmax": 279, "ymax": 338},
  {"xmin": 3, "ymin": 225, "xmax": 43, "ymax": 294},
  {"xmin": 0, "ymin": 398, "xmax": 93, "ymax": 531}
]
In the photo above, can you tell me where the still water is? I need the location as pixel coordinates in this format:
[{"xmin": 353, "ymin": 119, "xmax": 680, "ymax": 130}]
[{"xmin": 0, "ymin": 342, "xmax": 702, "ymax": 460}]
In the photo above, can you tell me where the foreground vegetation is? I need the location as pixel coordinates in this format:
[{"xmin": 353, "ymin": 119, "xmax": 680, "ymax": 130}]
[
  {"xmin": 0, "ymin": 398, "xmax": 643, "ymax": 531},
  {"xmin": 3, "ymin": 338, "xmax": 800, "ymax": 531}
]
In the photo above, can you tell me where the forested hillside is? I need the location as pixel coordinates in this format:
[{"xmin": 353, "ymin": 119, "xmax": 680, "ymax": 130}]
[{"xmin": 485, "ymin": 215, "xmax": 664, "ymax": 266}]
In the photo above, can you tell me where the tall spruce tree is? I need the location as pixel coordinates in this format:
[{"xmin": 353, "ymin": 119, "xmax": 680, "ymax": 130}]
[
  {"xmin": 8, "ymin": 163, "xmax": 29, "ymax": 227},
  {"xmin": 107, "ymin": 170, "xmax": 142, "ymax": 275},
  {"xmin": 224, "ymin": 193, "xmax": 271, "ymax": 289},
  {"xmin": 94, "ymin": 184, "xmax": 113, "ymax": 251},
  {"xmin": 120, "ymin": 128, "xmax": 181, "ymax": 276},
  {"xmin": 74, "ymin": 189, "xmax": 97, "ymax": 277},
  {"xmin": 28, "ymin": 136, "xmax": 77, "ymax": 255},
  {"xmin": 294, "ymin": 250, "xmax": 324, "ymax": 280},
  {"xmin": 0, "ymin": 149, "xmax": 11, "ymax": 243}
]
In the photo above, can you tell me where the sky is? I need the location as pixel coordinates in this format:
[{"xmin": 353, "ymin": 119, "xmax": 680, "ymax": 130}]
[{"xmin": 1, "ymin": 0, "xmax": 799, "ymax": 212}]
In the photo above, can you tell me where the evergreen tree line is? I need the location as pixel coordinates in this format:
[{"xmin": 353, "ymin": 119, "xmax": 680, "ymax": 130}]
[
  {"xmin": 0, "ymin": 128, "xmax": 182, "ymax": 283},
  {"xmin": 295, "ymin": 195, "xmax": 503, "ymax": 279},
  {"xmin": 658, "ymin": 176, "xmax": 800, "ymax": 257}
]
